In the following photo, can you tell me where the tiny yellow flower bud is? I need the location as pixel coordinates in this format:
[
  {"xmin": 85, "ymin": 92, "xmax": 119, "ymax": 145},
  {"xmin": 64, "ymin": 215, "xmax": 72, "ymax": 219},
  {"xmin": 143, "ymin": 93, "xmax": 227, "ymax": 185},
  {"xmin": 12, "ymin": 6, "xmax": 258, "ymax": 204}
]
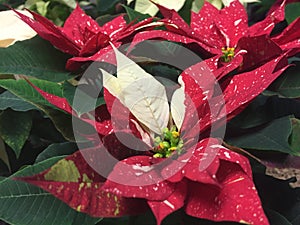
[
  {"xmin": 153, "ymin": 153, "xmax": 163, "ymax": 158},
  {"xmin": 159, "ymin": 142, "xmax": 165, "ymax": 149},
  {"xmin": 169, "ymin": 147, "xmax": 177, "ymax": 151},
  {"xmin": 171, "ymin": 131, "xmax": 179, "ymax": 138}
]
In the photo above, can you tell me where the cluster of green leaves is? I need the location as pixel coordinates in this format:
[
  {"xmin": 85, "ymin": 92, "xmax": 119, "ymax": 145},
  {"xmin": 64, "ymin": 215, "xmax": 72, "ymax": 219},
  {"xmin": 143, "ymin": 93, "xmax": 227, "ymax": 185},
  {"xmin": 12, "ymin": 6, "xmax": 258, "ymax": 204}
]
[
  {"xmin": 0, "ymin": 36, "xmax": 101, "ymax": 224},
  {"xmin": 23, "ymin": 0, "xmax": 76, "ymax": 25}
]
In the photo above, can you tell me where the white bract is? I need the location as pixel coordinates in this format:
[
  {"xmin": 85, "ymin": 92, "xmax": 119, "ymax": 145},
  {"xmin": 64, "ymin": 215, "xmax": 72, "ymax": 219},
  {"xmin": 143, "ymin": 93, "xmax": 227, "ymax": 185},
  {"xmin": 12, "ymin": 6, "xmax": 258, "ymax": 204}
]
[
  {"xmin": 102, "ymin": 44, "xmax": 186, "ymax": 135},
  {"xmin": 127, "ymin": 0, "xmax": 185, "ymax": 16},
  {"xmin": 170, "ymin": 76, "xmax": 185, "ymax": 130},
  {"xmin": 0, "ymin": 10, "xmax": 36, "ymax": 48},
  {"xmin": 222, "ymin": 0, "xmax": 260, "ymax": 7}
]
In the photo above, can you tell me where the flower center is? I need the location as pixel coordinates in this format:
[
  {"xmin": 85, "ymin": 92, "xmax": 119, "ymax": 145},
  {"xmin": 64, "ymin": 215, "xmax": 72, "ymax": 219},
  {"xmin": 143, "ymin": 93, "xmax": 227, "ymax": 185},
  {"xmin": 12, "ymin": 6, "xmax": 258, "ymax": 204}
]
[
  {"xmin": 221, "ymin": 47, "xmax": 235, "ymax": 62},
  {"xmin": 153, "ymin": 126, "xmax": 183, "ymax": 158}
]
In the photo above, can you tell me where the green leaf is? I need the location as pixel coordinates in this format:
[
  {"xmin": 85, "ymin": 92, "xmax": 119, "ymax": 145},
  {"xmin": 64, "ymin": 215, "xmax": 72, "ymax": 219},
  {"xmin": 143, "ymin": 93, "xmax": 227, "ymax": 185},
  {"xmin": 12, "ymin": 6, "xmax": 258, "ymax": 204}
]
[
  {"xmin": 0, "ymin": 137, "xmax": 10, "ymax": 172},
  {"xmin": 96, "ymin": 14, "xmax": 122, "ymax": 26},
  {"xmin": 0, "ymin": 110, "xmax": 32, "ymax": 158},
  {"xmin": 191, "ymin": 0, "xmax": 204, "ymax": 13},
  {"xmin": 0, "ymin": 78, "xmax": 75, "ymax": 141},
  {"xmin": 151, "ymin": 41, "xmax": 183, "ymax": 57},
  {"xmin": 0, "ymin": 78, "xmax": 63, "ymax": 108},
  {"xmin": 285, "ymin": 3, "xmax": 300, "ymax": 24},
  {"xmin": 123, "ymin": 5, "xmax": 150, "ymax": 23},
  {"xmin": 35, "ymin": 142, "xmax": 78, "ymax": 163},
  {"xmin": 30, "ymin": 114, "xmax": 66, "ymax": 143},
  {"xmin": 178, "ymin": 0, "xmax": 194, "ymax": 24},
  {"xmin": 0, "ymin": 91, "xmax": 37, "ymax": 112},
  {"xmin": 0, "ymin": 157, "xmax": 101, "ymax": 225},
  {"xmin": 47, "ymin": 4, "xmax": 71, "ymax": 26},
  {"xmin": 269, "ymin": 62, "xmax": 300, "ymax": 98},
  {"xmin": 36, "ymin": 1, "xmax": 50, "ymax": 16},
  {"xmin": 228, "ymin": 95, "xmax": 271, "ymax": 129},
  {"xmin": 55, "ymin": 0, "xmax": 76, "ymax": 8},
  {"xmin": 292, "ymin": 214, "xmax": 300, "ymax": 224},
  {"xmin": 96, "ymin": 0, "xmax": 120, "ymax": 14},
  {"xmin": 24, "ymin": 0, "xmax": 41, "ymax": 9},
  {"xmin": 0, "ymin": 36, "xmax": 71, "ymax": 82},
  {"xmin": 206, "ymin": 0, "xmax": 223, "ymax": 10},
  {"xmin": 289, "ymin": 118, "xmax": 300, "ymax": 155},
  {"xmin": 142, "ymin": 64, "xmax": 181, "ymax": 83},
  {"xmin": 63, "ymin": 81, "xmax": 105, "ymax": 116},
  {"xmin": 265, "ymin": 209, "xmax": 292, "ymax": 225},
  {"xmin": 227, "ymin": 116, "xmax": 294, "ymax": 154},
  {"xmin": 111, "ymin": 209, "xmax": 241, "ymax": 225},
  {"xmin": 228, "ymin": 95, "xmax": 300, "ymax": 129},
  {"xmin": 40, "ymin": 106, "xmax": 75, "ymax": 141}
]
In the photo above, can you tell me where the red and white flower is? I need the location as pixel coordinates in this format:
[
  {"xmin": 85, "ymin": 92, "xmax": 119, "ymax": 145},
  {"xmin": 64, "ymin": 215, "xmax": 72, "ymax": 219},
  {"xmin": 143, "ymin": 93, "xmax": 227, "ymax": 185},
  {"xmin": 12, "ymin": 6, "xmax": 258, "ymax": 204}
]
[{"xmin": 17, "ymin": 43, "xmax": 289, "ymax": 225}]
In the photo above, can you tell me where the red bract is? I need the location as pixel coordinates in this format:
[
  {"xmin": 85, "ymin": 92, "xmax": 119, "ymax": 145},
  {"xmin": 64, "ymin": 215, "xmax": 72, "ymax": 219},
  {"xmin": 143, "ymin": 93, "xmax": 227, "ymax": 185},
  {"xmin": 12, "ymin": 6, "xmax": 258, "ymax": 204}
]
[
  {"xmin": 19, "ymin": 149, "xmax": 149, "ymax": 217},
  {"xmin": 130, "ymin": 1, "xmax": 284, "ymax": 51},
  {"xmin": 16, "ymin": 45, "xmax": 290, "ymax": 224},
  {"xmin": 14, "ymin": 5, "xmax": 155, "ymax": 71},
  {"xmin": 128, "ymin": 0, "xmax": 298, "ymax": 76},
  {"xmin": 272, "ymin": 18, "xmax": 300, "ymax": 57}
]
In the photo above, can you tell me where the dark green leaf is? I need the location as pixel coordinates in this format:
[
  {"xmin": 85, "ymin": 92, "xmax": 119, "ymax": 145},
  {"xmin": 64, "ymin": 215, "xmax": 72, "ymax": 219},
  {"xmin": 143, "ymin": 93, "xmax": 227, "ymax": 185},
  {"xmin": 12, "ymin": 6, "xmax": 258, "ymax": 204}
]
[
  {"xmin": 152, "ymin": 41, "xmax": 183, "ymax": 57},
  {"xmin": 0, "ymin": 137, "xmax": 10, "ymax": 172},
  {"xmin": 96, "ymin": 14, "xmax": 122, "ymax": 26},
  {"xmin": 265, "ymin": 209, "xmax": 292, "ymax": 225},
  {"xmin": 35, "ymin": 142, "xmax": 78, "ymax": 163},
  {"xmin": 41, "ymin": 106, "xmax": 75, "ymax": 141},
  {"xmin": 0, "ymin": 110, "xmax": 32, "ymax": 158},
  {"xmin": 0, "ymin": 78, "xmax": 75, "ymax": 141},
  {"xmin": 292, "ymin": 215, "xmax": 300, "ymax": 224},
  {"xmin": 285, "ymin": 3, "xmax": 300, "ymax": 24},
  {"xmin": 31, "ymin": 113, "xmax": 66, "ymax": 143},
  {"xmin": 47, "ymin": 4, "xmax": 72, "ymax": 26},
  {"xmin": 0, "ymin": 78, "xmax": 63, "ymax": 108},
  {"xmin": 100, "ymin": 209, "xmax": 240, "ymax": 225},
  {"xmin": 123, "ymin": 5, "xmax": 150, "ymax": 23},
  {"xmin": 228, "ymin": 95, "xmax": 271, "ymax": 129},
  {"xmin": 178, "ymin": 0, "xmax": 193, "ymax": 24},
  {"xmin": 227, "ymin": 116, "xmax": 294, "ymax": 154},
  {"xmin": 253, "ymin": 172, "xmax": 300, "ymax": 222},
  {"xmin": 96, "ymin": 0, "xmax": 120, "ymax": 14},
  {"xmin": 289, "ymin": 118, "xmax": 300, "ymax": 155},
  {"xmin": 0, "ymin": 91, "xmax": 37, "ymax": 112},
  {"xmin": 0, "ymin": 36, "xmax": 71, "ymax": 82},
  {"xmin": 228, "ymin": 95, "xmax": 300, "ymax": 129},
  {"xmin": 268, "ymin": 62, "xmax": 300, "ymax": 98},
  {"xmin": 63, "ymin": 81, "xmax": 105, "ymax": 116},
  {"xmin": 0, "ymin": 157, "xmax": 101, "ymax": 225},
  {"xmin": 142, "ymin": 64, "xmax": 181, "ymax": 83}
]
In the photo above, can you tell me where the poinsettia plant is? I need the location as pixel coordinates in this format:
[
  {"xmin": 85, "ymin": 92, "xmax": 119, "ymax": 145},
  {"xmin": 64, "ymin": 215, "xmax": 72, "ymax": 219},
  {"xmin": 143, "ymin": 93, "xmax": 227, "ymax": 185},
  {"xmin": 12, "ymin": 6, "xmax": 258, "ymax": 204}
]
[
  {"xmin": 17, "ymin": 43, "xmax": 288, "ymax": 225},
  {"xmin": 0, "ymin": 0, "xmax": 299, "ymax": 225},
  {"xmin": 13, "ymin": 4, "xmax": 158, "ymax": 71},
  {"xmin": 129, "ymin": 0, "xmax": 300, "ymax": 74}
]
